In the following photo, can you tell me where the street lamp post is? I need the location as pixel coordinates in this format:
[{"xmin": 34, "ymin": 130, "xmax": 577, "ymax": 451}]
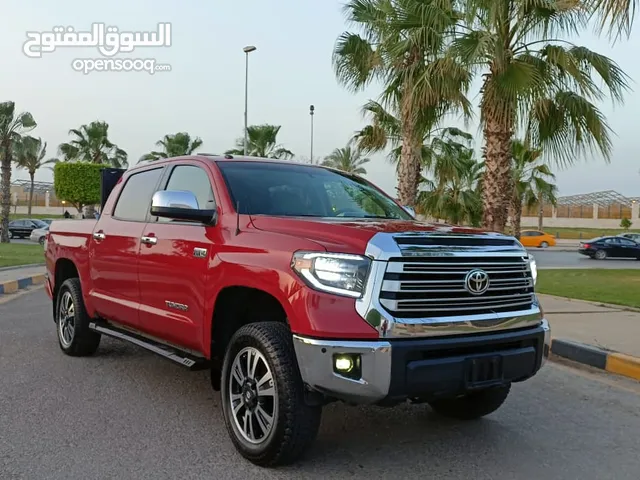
[
  {"xmin": 243, "ymin": 45, "xmax": 257, "ymax": 156},
  {"xmin": 309, "ymin": 105, "xmax": 315, "ymax": 164}
]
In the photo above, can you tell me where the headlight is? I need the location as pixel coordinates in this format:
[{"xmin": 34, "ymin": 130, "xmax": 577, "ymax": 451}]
[
  {"xmin": 291, "ymin": 251, "xmax": 371, "ymax": 298},
  {"xmin": 528, "ymin": 253, "xmax": 537, "ymax": 285}
]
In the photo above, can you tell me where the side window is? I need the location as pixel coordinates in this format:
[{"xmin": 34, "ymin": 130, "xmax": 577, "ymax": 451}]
[
  {"xmin": 520, "ymin": 231, "xmax": 532, "ymax": 237},
  {"xmin": 157, "ymin": 165, "xmax": 215, "ymax": 223},
  {"xmin": 113, "ymin": 168, "xmax": 164, "ymax": 222},
  {"xmin": 620, "ymin": 239, "xmax": 636, "ymax": 246}
]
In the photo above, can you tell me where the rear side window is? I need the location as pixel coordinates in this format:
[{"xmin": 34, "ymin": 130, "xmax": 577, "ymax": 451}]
[{"xmin": 113, "ymin": 168, "xmax": 163, "ymax": 221}]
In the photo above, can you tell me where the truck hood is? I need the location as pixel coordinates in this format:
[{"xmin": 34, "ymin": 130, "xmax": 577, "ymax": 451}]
[{"xmin": 249, "ymin": 216, "xmax": 493, "ymax": 255}]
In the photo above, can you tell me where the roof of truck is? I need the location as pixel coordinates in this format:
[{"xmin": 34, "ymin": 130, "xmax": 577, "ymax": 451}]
[{"xmin": 134, "ymin": 154, "xmax": 327, "ymax": 169}]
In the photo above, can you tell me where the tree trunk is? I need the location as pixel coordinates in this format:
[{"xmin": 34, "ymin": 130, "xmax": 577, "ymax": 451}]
[
  {"xmin": 0, "ymin": 141, "xmax": 12, "ymax": 243},
  {"xmin": 397, "ymin": 83, "xmax": 422, "ymax": 208},
  {"xmin": 537, "ymin": 193, "xmax": 544, "ymax": 231},
  {"xmin": 28, "ymin": 172, "xmax": 35, "ymax": 216},
  {"xmin": 481, "ymin": 83, "xmax": 513, "ymax": 233},
  {"xmin": 511, "ymin": 194, "xmax": 523, "ymax": 240}
]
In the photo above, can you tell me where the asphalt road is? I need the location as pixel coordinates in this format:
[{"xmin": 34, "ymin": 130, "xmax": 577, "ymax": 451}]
[
  {"xmin": 2, "ymin": 288, "xmax": 640, "ymax": 479},
  {"xmin": 529, "ymin": 250, "xmax": 640, "ymax": 269}
]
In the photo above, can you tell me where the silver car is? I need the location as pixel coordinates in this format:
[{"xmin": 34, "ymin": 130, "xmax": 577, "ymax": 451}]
[
  {"xmin": 618, "ymin": 232, "xmax": 640, "ymax": 242},
  {"xmin": 30, "ymin": 224, "xmax": 49, "ymax": 245}
]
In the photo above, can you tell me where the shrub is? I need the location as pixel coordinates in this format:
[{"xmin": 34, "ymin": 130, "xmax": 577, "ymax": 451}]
[{"xmin": 53, "ymin": 162, "xmax": 102, "ymax": 212}]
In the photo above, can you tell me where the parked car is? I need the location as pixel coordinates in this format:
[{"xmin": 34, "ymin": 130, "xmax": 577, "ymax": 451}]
[
  {"xmin": 2, "ymin": 218, "xmax": 48, "ymax": 239},
  {"xmin": 44, "ymin": 155, "xmax": 551, "ymax": 467},
  {"xmin": 578, "ymin": 236, "xmax": 640, "ymax": 260},
  {"xmin": 30, "ymin": 224, "xmax": 50, "ymax": 245},
  {"xmin": 618, "ymin": 232, "xmax": 640, "ymax": 242},
  {"xmin": 518, "ymin": 230, "xmax": 556, "ymax": 248}
]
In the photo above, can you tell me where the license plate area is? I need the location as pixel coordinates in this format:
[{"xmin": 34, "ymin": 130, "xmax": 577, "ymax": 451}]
[{"xmin": 465, "ymin": 355, "xmax": 503, "ymax": 388}]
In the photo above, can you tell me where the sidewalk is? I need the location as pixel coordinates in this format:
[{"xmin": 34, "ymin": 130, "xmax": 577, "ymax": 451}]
[
  {"xmin": 0, "ymin": 264, "xmax": 46, "ymax": 294},
  {"xmin": 539, "ymin": 293, "xmax": 640, "ymax": 381}
]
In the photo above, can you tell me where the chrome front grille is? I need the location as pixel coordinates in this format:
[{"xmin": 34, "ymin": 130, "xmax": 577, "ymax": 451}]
[{"xmin": 379, "ymin": 255, "xmax": 535, "ymax": 318}]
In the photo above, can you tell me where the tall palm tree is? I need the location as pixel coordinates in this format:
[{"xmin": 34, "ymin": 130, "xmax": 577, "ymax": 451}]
[
  {"xmin": 0, "ymin": 101, "xmax": 36, "ymax": 243},
  {"xmin": 140, "ymin": 132, "xmax": 203, "ymax": 161},
  {"xmin": 333, "ymin": 0, "xmax": 472, "ymax": 208},
  {"xmin": 13, "ymin": 136, "xmax": 52, "ymax": 216},
  {"xmin": 452, "ymin": 0, "xmax": 630, "ymax": 232},
  {"xmin": 58, "ymin": 121, "xmax": 128, "ymax": 168},
  {"xmin": 510, "ymin": 139, "xmax": 558, "ymax": 238},
  {"xmin": 322, "ymin": 145, "xmax": 370, "ymax": 174},
  {"xmin": 225, "ymin": 124, "xmax": 294, "ymax": 159}
]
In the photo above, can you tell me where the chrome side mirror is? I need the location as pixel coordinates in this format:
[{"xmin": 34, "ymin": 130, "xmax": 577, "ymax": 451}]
[
  {"xmin": 150, "ymin": 190, "xmax": 217, "ymax": 224},
  {"xmin": 402, "ymin": 205, "xmax": 416, "ymax": 217}
]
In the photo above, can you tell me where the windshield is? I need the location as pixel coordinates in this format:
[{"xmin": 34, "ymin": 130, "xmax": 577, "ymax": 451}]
[{"xmin": 216, "ymin": 161, "xmax": 413, "ymax": 220}]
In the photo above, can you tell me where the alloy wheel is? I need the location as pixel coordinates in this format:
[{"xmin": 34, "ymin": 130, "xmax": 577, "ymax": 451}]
[
  {"xmin": 228, "ymin": 346, "xmax": 277, "ymax": 445},
  {"xmin": 58, "ymin": 291, "xmax": 76, "ymax": 348}
]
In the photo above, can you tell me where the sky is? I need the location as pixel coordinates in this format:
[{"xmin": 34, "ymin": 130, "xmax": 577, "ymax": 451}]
[{"xmin": 2, "ymin": 0, "xmax": 639, "ymax": 199}]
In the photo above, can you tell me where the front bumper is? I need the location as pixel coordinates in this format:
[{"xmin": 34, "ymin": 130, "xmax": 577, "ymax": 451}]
[{"xmin": 293, "ymin": 319, "xmax": 551, "ymax": 405}]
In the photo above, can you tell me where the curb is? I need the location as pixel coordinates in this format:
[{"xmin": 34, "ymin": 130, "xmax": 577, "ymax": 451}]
[
  {"xmin": 0, "ymin": 273, "xmax": 46, "ymax": 295},
  {"xmin": 551, "ymin": 338, "xmax": 640, "ymax": 382},
  {"xmin": 0, "ymin": 263, "xmax": 45, "ymax": 272}
]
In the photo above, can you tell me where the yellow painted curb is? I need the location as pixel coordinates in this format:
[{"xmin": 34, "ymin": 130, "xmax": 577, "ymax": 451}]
[
  {"xmin": 31, "ymin": 274, "xmax": 46, "ymax": 285},
  {"xmin": 0, "ymin": 280, "xmax": 18, "ymax": 294},
  {"xmin": 606, "ymin": 353, "xmax": 640, "ymax": 382}
]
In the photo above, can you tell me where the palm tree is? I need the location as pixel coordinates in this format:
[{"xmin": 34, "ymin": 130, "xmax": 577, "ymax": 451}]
[
  {"xmin": 333, "ymin": 0, "xmax": 472, "ymax": 208},
  {"xmin": 417, "ymin": 130, "xmax": 484, "ymax": 226},
  {"xmin": 452, "ymin": 0, "xmax": 630, "ymax": 232},
  {"xmin": 354, "ymin": 100, "xmax": 473, "ymax": 176},
  {"xmin": 140, "ymin": 132, "xmax": 204, "ymax": 161},
  {"xmin": 510, "ymin": 139, "xmax": 558, "ymax": 238},
  {"xmin": 13, "ymin": 136, "xmax": 53, "ymax": 216},
  {"xmin": 0, "ymin": 101, "xmax": 36, "ymax": 243},
  {"xmin": 225, "ymin": 124, "xmax": 294, "ymax": 159},
  {"xmin": 58, "ymin": 121, "xmax": 128, "ymax": 168},
  {"xmin": 322, "ymin": 145, "xmax": 370, "ymax": 175}
]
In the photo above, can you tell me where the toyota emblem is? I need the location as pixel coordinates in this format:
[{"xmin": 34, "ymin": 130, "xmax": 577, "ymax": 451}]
[{"xmin": 464, "ymin": 269, "xmax": 490, "ymax": 295}]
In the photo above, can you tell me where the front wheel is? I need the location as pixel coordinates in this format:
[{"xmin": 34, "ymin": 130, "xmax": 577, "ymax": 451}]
[
  {"xmin": 539, "ymin": 241, "xmax": 549, "ymax": 248},
  {"xmin": 428, "ymin": 384, "xmax": 511, "ymax": 420},
  {"xmin": 220, "ymin": 322, "xmax": 322, "ymax": 467}
]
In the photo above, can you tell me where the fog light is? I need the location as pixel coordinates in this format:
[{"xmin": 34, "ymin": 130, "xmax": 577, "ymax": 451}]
[{"xmin": 334, "ymin": 355, "xmax": 354, "ymax": 372}]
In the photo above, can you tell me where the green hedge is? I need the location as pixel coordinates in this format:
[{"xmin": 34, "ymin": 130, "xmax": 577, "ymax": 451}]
[{"xmin": 53, "ymin": 162, "xmax": 102, "ymax": 207}]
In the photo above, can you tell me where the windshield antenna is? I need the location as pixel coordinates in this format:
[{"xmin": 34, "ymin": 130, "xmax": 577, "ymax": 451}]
[{"xmin": 235, "ymin": 201, "xmax": 241, "ymax": 235}]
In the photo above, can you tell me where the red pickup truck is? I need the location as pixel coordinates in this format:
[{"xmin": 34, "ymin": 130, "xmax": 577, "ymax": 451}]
[{"xmin": 44, "ymin": 155, "xmax": 550, "ymax": 467}]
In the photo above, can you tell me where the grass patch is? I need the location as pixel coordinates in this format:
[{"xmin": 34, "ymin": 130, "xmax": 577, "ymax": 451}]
[
  {"xmin": 0, "ymin": 243, "xmax": 45, "ymax": 268},
  {"xmin": 9, "ymin": 213, "xmax": 63, "ymax": 220},
  {"xmin": 543, "ymin": 227, "xmax": 640, "ymax": 240},
  {"xmin": 537, "ymin": 269, "xmax": 640, "ymax": 309}
]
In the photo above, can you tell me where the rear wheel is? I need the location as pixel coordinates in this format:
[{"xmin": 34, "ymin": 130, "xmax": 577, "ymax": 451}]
[
  {"xmin": 220, "ymin": 322, "xmax": 322, "ymax": 467},
  {"xmin": 56, "ymin": 278, "xmax": 101, "ymax": 356},
  {"xmin": 8, "ymin": 231, "xmax": 13, "ymax": 239},
  {"xmin": 428, "ymin": 384, "xmax": 511, "ymax": 420},
  {"xmin": 594, "ymin": 249, "xmax": 607, "ymax": 260},
  {"xmin": 39, "ymin": 236, "xmax": 45, "ymax": 245}
]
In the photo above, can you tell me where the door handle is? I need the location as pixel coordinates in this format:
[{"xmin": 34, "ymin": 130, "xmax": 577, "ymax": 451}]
[
  {"xmin": 93, "ymin": 232, "xmax": 106, "ymax": 241},
  {"xmin": 141, "ymin": 236, "xmax": 157, "ymax": 245}
]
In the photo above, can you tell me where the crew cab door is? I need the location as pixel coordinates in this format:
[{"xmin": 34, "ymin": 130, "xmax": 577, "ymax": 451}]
[
  {"xmin": 88, "ymin": 165, "xmax": 165, "ymax": 328},
  {"xmin": 137, "ymin": 162, "xmax": 220, "ymax": 351}
]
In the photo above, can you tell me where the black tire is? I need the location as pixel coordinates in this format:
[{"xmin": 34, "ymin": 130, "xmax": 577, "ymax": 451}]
[
  {"xmin": 39, "ymin": 236, "xmax": 45, "ymax": 246},
  {"xmin": 594, "ymin": 249, "xmax": 607, "ymax": 260},
  {"xmin": 220, "ymin": 322, "xmax": 322, "ymax": 467},
  {"xmin": 55, "ymin": 278, "xmax": 101, "ymax": 356},
  {"xmin": 539, "ymin": 241, "xmax": 549, "ymax": 248},
  {"xmin": 428, "ymin": 384, "xmax": 511, "ymax": 420}
]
